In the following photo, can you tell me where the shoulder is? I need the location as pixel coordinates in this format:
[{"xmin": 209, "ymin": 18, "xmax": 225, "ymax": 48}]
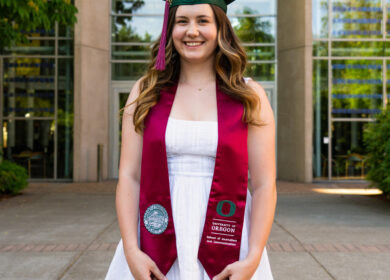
[
  {"xmin": 128, "ymin": 77, "xmax": 145, "ymax": 103},
  {"xmin": 244, "ymin": 77, "xmax": 274, "ymax": 125},
  {"xmin": 244, "ymin": 77, "xmax": 267, "ymax": 101},
  {"xmin": 130, "ymin": 77, "xmax": 144, "ymax": 97},
  {"xmin": 123, "ymin": 77, "xmax": 144, "ymax": 114}
]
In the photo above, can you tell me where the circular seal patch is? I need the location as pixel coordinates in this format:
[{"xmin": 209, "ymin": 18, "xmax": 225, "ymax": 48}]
[{"xmin": 143, "ymin": 204, "xmax": 169, "ymax": 235}]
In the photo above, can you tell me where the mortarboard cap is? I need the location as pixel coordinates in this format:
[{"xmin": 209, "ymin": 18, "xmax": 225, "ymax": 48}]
[
  {"xmin": 169, "ymin": 0, "xmax": 235, "ymax": 13},
  {"xmin": 155, "ymin": 0, "xmax": 235, "ymax": 71}
]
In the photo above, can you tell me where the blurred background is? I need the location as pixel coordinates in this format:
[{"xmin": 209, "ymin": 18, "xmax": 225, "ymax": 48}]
[{"xmin": 1, "ymin": 0, "xmax": 389, "ymax": 183}]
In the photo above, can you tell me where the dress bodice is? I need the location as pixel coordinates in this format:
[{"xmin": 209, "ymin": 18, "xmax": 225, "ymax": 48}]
[
  {"xmin": 165, "ymin": 117, "xmax": 218, "ymax": 177},
  {"xmin": 165, "ymin": 77, "xmax": 251, "ymax": 178}
]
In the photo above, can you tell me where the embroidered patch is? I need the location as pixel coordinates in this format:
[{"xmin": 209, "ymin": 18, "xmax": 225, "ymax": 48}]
[{"xmin": 143, "ymin": 204, "xmax": 169, "ymax": 235}]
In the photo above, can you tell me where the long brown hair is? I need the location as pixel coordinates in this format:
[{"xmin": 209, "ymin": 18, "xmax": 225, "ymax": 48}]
[{"xmin": 122, "ymin": 4, "xmax": 265, "ymax": 135}]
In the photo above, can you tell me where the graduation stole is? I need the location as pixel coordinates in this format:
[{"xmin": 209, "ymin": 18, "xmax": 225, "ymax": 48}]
[{"xmin": 139, "ymin": 79, "xmax": 248, "ymax": 279}]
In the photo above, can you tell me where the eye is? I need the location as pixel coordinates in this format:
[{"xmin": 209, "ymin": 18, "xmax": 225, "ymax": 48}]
[{"xmin": 176, "ymin": 20, "xmax": 186, "ymax": 24}]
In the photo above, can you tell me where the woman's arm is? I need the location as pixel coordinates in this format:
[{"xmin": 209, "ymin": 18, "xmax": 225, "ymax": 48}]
[
  {"xmin": 213, "ymin": 80, "xmax": 277, "ymax": 280},
  {"xmin": 116, "ymin": 78, "xmax": 143, "ymax": 255},
  {"xmin": 245, "ymin": 79, "xmax": 277, "ymax": 264},
  {"xmin": 115, "ymin": 79, "xmax": 166, "ymax": 280}
]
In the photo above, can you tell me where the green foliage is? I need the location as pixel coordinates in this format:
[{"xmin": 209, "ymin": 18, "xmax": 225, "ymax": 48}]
[
  {"xmin": 363, "ymin": 106, "xmax": 390, "ymax": 195},
  {"xmin": 0, "ymin": 0, "xmax": 78, "ymax": 52},
  {"xmin": 0, "ymin": 160, "xmax": 28, "ymax": 194}
]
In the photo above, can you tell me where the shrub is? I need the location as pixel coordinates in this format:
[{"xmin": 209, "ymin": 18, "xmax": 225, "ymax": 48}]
[
  {"xmin": 0, "ymin": 160, "xmax": 28, "ymax": 194},
  {"xmin": 363, "ymin": 106, "xmax": 390, "ymax": 196}
]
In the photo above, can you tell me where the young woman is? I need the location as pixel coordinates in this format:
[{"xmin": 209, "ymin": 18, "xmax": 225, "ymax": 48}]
[{"xmin": 106, "ymin": 1, "xmax": 276, "ymax": 279}]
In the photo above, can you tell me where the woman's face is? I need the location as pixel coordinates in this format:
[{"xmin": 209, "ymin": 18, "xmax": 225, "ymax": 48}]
[{"xmin": 172, "ymin": 4, "xmax": 218, "ymax": 65}]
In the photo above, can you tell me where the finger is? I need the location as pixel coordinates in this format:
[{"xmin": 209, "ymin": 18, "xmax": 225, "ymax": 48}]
[
  {"xmin": 153, "ymin": 275, "xmax": 163, "ymax": 280},
  {"xmin": 150, "ymin": 273, "xmax": 162, "ymax": 280},
  {"xmin": 150, "ymin": 263, "xmax": 167, "ymax": 280},
  {"xmin": 213, "ymin": 267, "xmax": 231, "ymax": 280}
]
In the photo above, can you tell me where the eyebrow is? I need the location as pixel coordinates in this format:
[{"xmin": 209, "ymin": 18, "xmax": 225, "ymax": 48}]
[{"xmin": 176, "ymin": 15, "xmax": 212, "ymax": 19}]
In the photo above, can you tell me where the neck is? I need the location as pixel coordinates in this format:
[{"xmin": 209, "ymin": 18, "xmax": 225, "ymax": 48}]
[{"xmin": 179, "ymin": 57, "xmax": 216, "ymax": 86}]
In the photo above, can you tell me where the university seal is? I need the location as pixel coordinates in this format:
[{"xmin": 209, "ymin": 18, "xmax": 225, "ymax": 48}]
[{"xmin": 143, "ymin": 204, "xmax": 169, "ymax": 235}]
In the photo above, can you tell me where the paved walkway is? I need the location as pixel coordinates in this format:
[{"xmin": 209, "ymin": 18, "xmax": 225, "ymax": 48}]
[{"xmin": 0, "ymin": 180, "xmax": 389, "ymax": 279}]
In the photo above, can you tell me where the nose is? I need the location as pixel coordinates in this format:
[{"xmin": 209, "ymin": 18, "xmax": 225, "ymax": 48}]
[{"xmin": 186, "ymin": 22, "xmax": 199, "ymax": 37}]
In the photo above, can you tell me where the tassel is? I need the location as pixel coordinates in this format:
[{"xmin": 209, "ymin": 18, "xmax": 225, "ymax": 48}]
[{"xmin": 155, "ymin": 0, "xmax": 171, "ymax": 71}]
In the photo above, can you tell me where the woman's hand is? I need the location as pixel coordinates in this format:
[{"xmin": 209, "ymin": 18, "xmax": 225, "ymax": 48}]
[
  {"xmin": 212, "ymin": 257, "xmax": 259, "ymax": 280},
  {"xmin": 125, "ymin": 247, "xmax": 167, "ymax": 280}
]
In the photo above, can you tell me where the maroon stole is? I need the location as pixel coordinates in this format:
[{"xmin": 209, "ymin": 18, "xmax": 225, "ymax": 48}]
[{"xmin": 139, "ymin": 79, "xmax": 248, "ymax": 279}]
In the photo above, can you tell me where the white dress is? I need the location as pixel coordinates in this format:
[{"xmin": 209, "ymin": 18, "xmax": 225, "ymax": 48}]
[{"xmin": 106, "ymin": 79, "xmax": 274, "ymax": 280}]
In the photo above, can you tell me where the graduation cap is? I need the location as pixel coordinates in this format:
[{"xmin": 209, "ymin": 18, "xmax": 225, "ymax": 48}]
[{"xmin": 155, "ymin": 0, "xmax": 235, "ymax": 71}]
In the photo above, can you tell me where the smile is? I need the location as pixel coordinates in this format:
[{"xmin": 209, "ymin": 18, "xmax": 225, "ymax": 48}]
[{"xmin": 184, "ymin": 41, "xmax": 204, "ymax": 47}]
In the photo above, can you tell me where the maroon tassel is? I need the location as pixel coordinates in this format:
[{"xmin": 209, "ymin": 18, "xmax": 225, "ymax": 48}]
[{"xmin": 155, "ymin": 0, "xmax": 170, "ymax": 71}]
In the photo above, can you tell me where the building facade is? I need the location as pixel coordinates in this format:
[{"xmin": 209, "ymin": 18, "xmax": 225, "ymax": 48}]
[
  {"xmin": 1, "ymin": 20, "xmax": 74, "ymax": 181},
  {"xmin": 1, "ymin": 0, "xmax": 388, "ymax": 182}
]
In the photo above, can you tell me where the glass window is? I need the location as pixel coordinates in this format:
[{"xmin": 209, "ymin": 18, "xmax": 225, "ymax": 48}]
[
  {"xmin": 57, "ymin": 59, "xmax": 74, "ymax": 179},
  {"xmin": 59, "ymin": 40, "xmax": 74, "ymax": 56},
  {"xmin": 331, "ymin": 121, "xmax": 371, "ymax": 179},
  {"xmin": 112, "ymin": 62, "xmax": 148, "ymax": 80},
  {"xmin": 245, "ymin": 63, "xmax": 275, "ymax": 81},
  {"xmin": 1, "ymin": 23, "xmax": 74, "ymax": 180},
  {"xmin": 119, "ymin": 92, "xmax": 130, "ymax": 148},
  {"xmin": 229, "ymin": 0, "xmax": 276, "ymax": 15},
  {"xmin": 332, "ymin": 60, "xmax": 383, "ymax": 118},
  {"xmin": 3, "ymin": 58, "xmax": 55, "ymax": 118},
  {"xmin": 332, "ymin": 41, "xmax": 389, "ymax": 57},
  {"xmin": 112, "ymin": 0, "xmax": 162, "ymax": 14},
  {"xmin": 111, "ymin": 44, "xmax": 151, "ymax": 60},
  {"xmin": 313, "ymin": 0, "xmax": 329, "ymax": 39},
  {"xmin": 313, "ymin": 60, "xmax": 329, "ymax": 179},
  {"xmin": 2, "ymin": 120, "xmax": 54, "ymax": 179},
  {"xmin": 387, "ymin": 1, "xmax": 390, "ymax": 38},
  {"xmin": 388, "ymin": 62, "xmax": 390, "ymax": 105},
  {"xmin": 112, "ymin": 15, "xmax": 162, "ymax": 43},
  {"xmin": 19, "ymin": 27, "xmax": 55, "ymax": 38},
  {"xmin": 331, "ymin": 0, "xmax": 383, "ymax": 39},
  {"xmin": 232, "ymin": 16, "xmax": 276, "ymax": 43},
  {"xmin": 59, "ymin": 25, "xmax": 74, "ymax": 38},
  {"xmin": 244, "ymin": 46, "xmax": 275, "ymax": 61},
  {"xmin": 313, "ymin": 0, "xmax": 389, "ymax": 180},
  {"xmin": 3, "ymin": 40, "xmax": 56, "ymax": 56},
  {"xmin": 313, "ymin": 41, "xmax": 328, "ymax": 57}
]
